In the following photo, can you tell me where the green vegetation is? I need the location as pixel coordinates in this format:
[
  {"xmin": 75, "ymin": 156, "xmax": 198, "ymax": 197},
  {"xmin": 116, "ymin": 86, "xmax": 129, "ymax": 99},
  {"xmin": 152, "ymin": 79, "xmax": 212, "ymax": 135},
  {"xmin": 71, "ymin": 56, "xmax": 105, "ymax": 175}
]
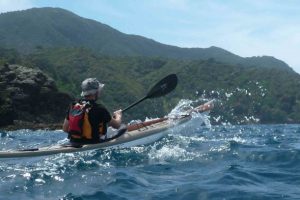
[
  {"xmin": 1, "ymin": 7, "xmax": 300, "ymax": 125},
  {"xmin": 0, "ymin": 8, "xmax": 293, "ymax": 71},
  {"xmin": 2, "ymin": 46, "xmax": 300, "ymax": 124}
]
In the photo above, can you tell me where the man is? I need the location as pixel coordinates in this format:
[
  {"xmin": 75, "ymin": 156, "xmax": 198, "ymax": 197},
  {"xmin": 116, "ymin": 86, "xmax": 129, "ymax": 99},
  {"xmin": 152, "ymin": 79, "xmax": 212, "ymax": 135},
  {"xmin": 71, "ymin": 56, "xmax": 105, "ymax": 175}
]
[{"xmin": 63, "ymin": 78, "xmax": 122, "ymax": 144}]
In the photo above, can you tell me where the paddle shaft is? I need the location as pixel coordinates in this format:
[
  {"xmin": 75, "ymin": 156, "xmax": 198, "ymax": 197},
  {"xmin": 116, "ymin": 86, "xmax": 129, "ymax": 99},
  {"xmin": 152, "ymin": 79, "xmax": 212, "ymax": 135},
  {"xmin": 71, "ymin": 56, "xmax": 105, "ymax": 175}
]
[
  {"xmin": 121, "ymin": 74, "xmax": 178, "ymax": 113},
  {"xmin": 122, "ymin": 96, "xmax": 147, "ymax": 113}
]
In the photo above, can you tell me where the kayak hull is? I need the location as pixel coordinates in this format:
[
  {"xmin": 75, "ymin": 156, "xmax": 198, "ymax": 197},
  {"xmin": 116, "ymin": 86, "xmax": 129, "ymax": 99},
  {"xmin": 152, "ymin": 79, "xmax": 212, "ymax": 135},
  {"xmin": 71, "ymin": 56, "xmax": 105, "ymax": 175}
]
[
  {"xmin": 0, "ymin": 100, "xmax": 214, "ymax": 158},
  {"xmin": 0, "ymin": 116, "xmax": 189, "ymax": 158}
]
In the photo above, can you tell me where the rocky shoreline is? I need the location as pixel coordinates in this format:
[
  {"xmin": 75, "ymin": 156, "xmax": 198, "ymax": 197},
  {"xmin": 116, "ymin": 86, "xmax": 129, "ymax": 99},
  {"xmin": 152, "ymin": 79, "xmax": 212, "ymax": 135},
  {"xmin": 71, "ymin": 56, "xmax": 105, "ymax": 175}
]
[
  {"xmin": 0, "ymin": 63, "xmax": 73, "ymax": 129},
  {"xmin": 1, "ymin": 120, "xmax": 63, "ymax": 131}
]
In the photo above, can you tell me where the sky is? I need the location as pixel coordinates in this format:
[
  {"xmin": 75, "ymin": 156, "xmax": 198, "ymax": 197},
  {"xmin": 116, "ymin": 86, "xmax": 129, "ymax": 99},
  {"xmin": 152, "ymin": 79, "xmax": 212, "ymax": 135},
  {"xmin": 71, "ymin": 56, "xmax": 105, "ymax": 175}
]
[{"xmin": 1, "ymin": 0, "xmax": 300, "ymax": 73}]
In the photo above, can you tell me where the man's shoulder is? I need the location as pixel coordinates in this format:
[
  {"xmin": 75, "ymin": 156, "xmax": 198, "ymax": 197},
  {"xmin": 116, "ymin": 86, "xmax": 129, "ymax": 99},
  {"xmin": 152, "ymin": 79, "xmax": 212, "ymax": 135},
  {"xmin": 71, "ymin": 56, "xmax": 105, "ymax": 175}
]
[
  {"xmin": 93, "ymin": 102, "xmax": 106, "ymax": 108},
  {"xmin": 91, "ymin": 102, "xmax": 109, "ymax": 112}
]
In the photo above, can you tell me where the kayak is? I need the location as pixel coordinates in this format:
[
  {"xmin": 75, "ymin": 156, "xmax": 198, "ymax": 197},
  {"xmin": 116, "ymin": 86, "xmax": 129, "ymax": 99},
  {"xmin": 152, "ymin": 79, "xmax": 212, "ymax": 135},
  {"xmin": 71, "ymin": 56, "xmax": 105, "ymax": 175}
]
[{"xmin": 0, "ymin": 100, "xmax": 214, "ymax": 158}]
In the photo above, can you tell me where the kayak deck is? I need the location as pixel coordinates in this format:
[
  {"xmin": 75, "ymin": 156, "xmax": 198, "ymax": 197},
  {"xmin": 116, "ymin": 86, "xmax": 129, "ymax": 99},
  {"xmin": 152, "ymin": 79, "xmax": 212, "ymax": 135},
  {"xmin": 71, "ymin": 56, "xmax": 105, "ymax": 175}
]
[
  {"xmin": 0, "ymin": 116, "xmax": 189, "ymax": 158},
  {"xmin": 0, "ymin": 100, "xmax": 214, "ymax": 158}
]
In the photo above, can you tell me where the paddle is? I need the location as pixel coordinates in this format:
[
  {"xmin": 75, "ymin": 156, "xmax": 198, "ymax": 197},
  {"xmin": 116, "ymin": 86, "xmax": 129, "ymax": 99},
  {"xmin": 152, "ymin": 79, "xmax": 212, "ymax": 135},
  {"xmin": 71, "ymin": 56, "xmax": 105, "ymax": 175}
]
[{"xmin": 122, "ymin": 74, "xmax": 178, "ymax": 113}]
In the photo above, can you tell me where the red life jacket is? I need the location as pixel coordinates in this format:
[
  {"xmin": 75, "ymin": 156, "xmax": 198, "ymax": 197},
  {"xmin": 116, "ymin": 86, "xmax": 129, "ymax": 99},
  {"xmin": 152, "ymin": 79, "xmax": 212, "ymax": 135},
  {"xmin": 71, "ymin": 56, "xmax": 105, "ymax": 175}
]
[{"xmin": 68, "ymin": 101, "xmax": 92, "ymax": 139}]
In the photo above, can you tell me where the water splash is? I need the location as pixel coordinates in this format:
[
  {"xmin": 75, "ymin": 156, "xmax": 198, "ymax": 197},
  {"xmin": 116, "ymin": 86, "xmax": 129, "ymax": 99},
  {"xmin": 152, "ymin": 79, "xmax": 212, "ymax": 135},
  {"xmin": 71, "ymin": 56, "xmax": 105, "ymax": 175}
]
[
  {"xmin": 167, "ymin": 99, "xmax": 213, "ymax": 129},
  {"xmin": 2, "ymin": 124, "xmax": 300, "ymax": 200},
  {"xmin": 168, "ymin": 99, "xmax": 194, "ymax": 118},
  {"xmin": 198, "ymin": 82, "xmax": 269, "ymax": 125}
]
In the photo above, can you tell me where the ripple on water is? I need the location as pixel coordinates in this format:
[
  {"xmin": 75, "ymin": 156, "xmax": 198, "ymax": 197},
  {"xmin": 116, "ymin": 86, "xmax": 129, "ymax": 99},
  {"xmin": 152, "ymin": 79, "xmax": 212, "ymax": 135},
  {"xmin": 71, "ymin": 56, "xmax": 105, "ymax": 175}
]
[{"xmin": 1, "ymin": 124, "xmax": 300, "ymax": 199}]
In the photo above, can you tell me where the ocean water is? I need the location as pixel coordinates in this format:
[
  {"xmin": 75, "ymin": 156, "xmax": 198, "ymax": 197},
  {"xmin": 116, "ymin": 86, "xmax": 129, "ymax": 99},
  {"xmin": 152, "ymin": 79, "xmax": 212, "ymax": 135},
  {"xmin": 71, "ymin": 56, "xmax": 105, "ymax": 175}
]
[{"xmin": 1, "ymin": 111, "xmax": 300, "ymax": 199}]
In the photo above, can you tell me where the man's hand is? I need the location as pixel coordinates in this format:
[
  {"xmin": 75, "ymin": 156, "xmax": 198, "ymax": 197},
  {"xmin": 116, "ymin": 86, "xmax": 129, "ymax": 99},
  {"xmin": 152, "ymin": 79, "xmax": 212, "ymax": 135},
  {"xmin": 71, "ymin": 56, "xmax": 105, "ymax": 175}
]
[
  {"xmin": 113, "ymin": 109, "xmax": 122, "ymax": 120},
  {"xmin": 110, "ymin": 109, "xmax": 122, "ymax": 129}
]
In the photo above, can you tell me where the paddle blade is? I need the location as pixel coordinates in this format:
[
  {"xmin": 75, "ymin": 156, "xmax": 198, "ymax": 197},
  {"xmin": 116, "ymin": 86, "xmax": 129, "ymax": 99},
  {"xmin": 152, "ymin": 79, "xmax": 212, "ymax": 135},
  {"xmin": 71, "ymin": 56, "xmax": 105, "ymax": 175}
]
[{"xmin": 146, "ymin": 74, "xmax": 178, "ymax": 98}]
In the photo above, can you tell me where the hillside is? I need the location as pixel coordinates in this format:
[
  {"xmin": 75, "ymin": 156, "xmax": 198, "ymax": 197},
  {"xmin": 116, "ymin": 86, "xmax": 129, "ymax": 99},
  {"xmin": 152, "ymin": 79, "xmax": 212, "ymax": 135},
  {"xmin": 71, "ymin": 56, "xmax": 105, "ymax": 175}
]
[
  {"xmin": 1, "ymin": 7, "xmax": 300, "ymax": 127},
  {"xmin": 2, "ymin": 47, "xmax": 300, "ymax": 125},
  {"xmin": 0, "ymin": 7, "xmax": 293, "ymax": 71}
]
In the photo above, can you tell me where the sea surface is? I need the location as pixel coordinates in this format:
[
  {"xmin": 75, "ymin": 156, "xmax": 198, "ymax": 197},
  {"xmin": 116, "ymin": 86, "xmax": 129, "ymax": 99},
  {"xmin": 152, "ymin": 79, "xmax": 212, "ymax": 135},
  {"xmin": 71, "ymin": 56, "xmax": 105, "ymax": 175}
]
[{"xmin": 1, "ymin": 106, "xmax": 300, "ymax": 199}]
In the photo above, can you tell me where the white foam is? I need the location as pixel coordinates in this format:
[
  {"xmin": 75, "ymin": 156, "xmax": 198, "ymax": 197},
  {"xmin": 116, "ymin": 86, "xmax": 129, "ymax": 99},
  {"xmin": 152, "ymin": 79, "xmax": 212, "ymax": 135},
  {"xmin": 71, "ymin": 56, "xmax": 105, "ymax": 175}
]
[
  {"xmin": 35, "ymin": 178, "xmax": 45, "ymax": 184},
  {"xmin": 22, "ymin": 172, "xmax": 31, "ymax": 179}
]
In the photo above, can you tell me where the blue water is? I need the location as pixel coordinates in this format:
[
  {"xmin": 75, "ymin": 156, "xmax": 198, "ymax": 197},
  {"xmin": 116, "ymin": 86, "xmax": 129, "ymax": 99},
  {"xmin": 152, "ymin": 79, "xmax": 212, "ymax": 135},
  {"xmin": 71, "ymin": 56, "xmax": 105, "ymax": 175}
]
[{"xmin": 1, "ymin": 119, "xmax": 300, "ymax": 200}]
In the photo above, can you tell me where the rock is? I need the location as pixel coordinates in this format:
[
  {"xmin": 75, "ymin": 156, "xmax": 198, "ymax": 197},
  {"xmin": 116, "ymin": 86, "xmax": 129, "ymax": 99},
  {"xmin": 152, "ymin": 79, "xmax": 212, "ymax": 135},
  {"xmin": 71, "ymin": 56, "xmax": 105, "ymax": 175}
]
[{"xmin": 0, "ymin": 64, "xmax": 73, "ymax": 128}]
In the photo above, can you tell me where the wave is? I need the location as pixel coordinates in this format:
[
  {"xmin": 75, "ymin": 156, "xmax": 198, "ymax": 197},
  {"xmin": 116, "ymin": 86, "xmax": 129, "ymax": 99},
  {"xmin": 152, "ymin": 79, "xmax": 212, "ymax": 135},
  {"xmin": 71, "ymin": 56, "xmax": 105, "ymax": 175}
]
[{"xmin": 1, "ymin": 102, "xmax": 300, "ymax": 199}]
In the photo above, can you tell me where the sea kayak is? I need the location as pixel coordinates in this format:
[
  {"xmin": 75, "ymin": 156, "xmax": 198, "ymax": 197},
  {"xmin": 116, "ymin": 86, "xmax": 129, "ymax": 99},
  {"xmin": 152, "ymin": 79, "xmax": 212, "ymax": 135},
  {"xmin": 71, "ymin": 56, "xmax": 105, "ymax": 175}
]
[{"xmin": 0, "ymin": 100, "xmax": 214, "ymax": 158}]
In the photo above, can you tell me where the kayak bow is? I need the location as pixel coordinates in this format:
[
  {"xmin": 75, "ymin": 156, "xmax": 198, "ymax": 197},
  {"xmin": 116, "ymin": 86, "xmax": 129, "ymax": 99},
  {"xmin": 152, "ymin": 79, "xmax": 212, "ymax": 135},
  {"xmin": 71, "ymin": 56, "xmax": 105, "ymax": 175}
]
[{"xmin": 0, "ymin": 100, "xmax": 214, "ymax": 158}]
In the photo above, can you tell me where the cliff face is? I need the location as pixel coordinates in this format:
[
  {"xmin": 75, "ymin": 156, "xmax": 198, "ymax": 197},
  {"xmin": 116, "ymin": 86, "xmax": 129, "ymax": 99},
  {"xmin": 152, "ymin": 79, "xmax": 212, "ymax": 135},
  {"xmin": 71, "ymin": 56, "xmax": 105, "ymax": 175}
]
[{"xmin": 0, "ymin": 64, "xmax": 72, "ymax": 128}]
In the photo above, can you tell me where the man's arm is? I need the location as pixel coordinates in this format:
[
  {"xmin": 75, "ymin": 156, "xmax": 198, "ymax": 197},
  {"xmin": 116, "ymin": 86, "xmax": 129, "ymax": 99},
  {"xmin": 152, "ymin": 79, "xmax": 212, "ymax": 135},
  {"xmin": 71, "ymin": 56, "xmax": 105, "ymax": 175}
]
[{"xmin": 62, "ymin": 119, "xmax": 69, "ymax": 132}]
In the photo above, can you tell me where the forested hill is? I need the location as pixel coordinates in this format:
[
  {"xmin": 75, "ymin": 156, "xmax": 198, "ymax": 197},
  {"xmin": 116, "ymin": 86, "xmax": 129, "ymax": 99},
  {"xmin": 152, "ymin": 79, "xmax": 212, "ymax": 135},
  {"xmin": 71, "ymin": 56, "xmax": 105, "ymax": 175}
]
[
  {"xmin": 1, "ymin": 47, "xmax": 300, "ymax": 126},
  {"xmin": 0, "ymin": 7, "xmax": 293, "ymax": 71},
  {"xmin": 0, "ymin": 7, "xmax": 300, "ymax": 127}
]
